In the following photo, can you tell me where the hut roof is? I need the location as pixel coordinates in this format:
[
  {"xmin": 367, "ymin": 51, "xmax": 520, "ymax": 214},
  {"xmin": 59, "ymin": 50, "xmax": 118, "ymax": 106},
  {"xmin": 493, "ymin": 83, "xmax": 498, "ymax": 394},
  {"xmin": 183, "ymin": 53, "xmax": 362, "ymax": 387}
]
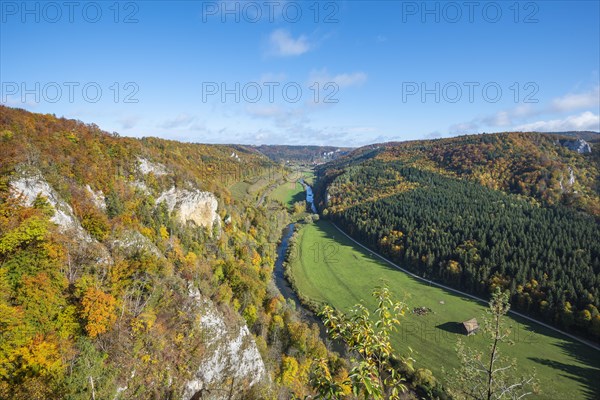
[{"xmin": 462, "ymin": 318, "xmax": 479, "ymax": 335}]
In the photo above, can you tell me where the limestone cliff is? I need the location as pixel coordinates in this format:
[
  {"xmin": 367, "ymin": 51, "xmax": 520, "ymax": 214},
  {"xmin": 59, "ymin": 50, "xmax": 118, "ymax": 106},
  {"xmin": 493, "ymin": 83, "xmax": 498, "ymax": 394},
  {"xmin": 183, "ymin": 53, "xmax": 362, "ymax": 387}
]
[
  {"xmin": 9, "ymin": 166, "xmax": 112, "ymax": 263},
  {"xmin": 156, "ymin": 187, "xmax": 220, "ymax": 231},
  {"xmin": 182, "ymin": 288, "xmax": 267, "ymax": 400},
  {"xmin": 560, "ymin": 138, "xmax": 592, "ymax": 154}
]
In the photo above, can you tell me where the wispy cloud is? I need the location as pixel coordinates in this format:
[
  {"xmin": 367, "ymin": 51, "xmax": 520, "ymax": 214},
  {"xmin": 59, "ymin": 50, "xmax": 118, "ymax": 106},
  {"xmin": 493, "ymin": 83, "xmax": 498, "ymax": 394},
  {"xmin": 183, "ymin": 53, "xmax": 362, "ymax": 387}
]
[
  {"xmin": 118, "ymin": 115, "xmax": 140, "ymax": 130},
  {"xmin": 267, "ymin": 29, "xmax": 311, "ymax": 57},
  {"xmin": 448, "ymin": 121, "xmax": 480, "ymax": 134},
  {"xmin": 481, "ymin": 111, "xmax": 512, "ymax": 127},
  {"xmin": 158, "ymin": 114, "xmax": 196, "ymax": 129},
  {"xmin": 257, "ymin": 72, "xmax": 287, "ymax": 83},
  {"xmin": 514, "ymin": 111, "xmax": 599, "ymax": 132},
  {"xmin": 551, "ymin": 86, "xmax": 600, "ymax": 112},
  {"xmin": 309, "ymin": 69, "xmax": 367, "ymax": 88},
  {"xmin": 423, "ymin": 131, "xmax": 443, "ymax": 139},
  {"xmin": 449, "ymin": 86, "xmax": 600, "ymax": 134},
  {"xmin": 243, "ymin": 69, "xmax": 367, "ymax": 129},
  {"xmin": 245, "ymin": 104, "xmax": 309, "ymax": 128}
]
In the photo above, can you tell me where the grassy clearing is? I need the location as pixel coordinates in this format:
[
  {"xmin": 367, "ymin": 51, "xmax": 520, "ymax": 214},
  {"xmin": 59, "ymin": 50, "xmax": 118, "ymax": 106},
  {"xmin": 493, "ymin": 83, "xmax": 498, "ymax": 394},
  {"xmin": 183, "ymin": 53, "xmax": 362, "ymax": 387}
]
[
  {"xmin": 229, "ymin": 171, "xmax": 284, "ymax": 202},
  {"xmin": 288, "ymin": 220, "xmax": 600, "ymax": 400},
  {"xmin": 301, "ymin": 170, "xmax": 314, "ymax": 185},
  {"xmin": 229, "ymin": 181, "xmax": 251, "ymax": 202},
  {"xmin": 269, "ymin": 181, "xmax": 306, "ymax": 208},
  {"xmin": 267, "ymin": 169, "xmax": 315, "ymax": 208}
]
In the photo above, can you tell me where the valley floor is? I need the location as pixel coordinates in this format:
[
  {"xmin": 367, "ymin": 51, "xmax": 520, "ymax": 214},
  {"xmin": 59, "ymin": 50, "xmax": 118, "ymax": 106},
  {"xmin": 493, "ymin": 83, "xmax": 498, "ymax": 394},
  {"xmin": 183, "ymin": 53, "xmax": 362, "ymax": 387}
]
[{"xmin": 288, "ymin": 220, "xmax": 600, "ymax": 400}]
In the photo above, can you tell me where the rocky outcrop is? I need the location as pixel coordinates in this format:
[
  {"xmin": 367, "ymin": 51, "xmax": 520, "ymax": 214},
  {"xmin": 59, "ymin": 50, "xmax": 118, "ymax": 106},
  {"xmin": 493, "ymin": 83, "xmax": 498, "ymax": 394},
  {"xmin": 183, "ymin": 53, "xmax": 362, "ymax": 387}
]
[
  {"xmin": 109, "ymin": 230, "xmax": 164, "ymax": 259},
  {"xmin": 561, "ymin": 138, "xmax": 592, "ymax": 154},
  {"xmin": 568, "ymin": 167, "xmax": 576, "ymax": 186},
  {"xmin": 86, "ymin": 184, "xmax": 106, "ymax": 210},
  {"xmin": 137, "ymin": 157, "xmax": 168, "ymax": 176},
  {"xmin": 11, "ymin": 168, "xmax": 89, "ymax": 236},
  {"xmin": 559, "ymin": 166, "xmax": 577, "ymax": 193},
  {"xmin": 156, "ymin": 187, "xmax": 220, "ymax": 231},
  {"xmin": 183, "ymin": 288, "xmax": 266, "ymax": 400},
  {"xmin": 10, "ymin": 167, "xmax": 112, "ymax": 262},
  {"xmin": 131, "ymin": 180, "xmax": 151, "ymax": 195}
]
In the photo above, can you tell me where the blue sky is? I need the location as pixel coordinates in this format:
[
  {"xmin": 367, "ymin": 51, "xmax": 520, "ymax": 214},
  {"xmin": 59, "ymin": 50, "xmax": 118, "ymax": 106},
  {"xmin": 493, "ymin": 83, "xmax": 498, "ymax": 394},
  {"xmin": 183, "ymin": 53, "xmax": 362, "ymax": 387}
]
[{"xmin": 1, "ymin": 0, "xmax": 599, "ymax": 146}]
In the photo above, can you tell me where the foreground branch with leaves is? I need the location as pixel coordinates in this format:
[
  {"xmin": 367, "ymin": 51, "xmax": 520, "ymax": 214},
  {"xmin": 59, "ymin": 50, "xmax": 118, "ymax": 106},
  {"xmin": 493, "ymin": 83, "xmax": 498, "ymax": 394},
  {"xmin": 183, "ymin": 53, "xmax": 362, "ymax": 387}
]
[
  {"xmin": 448, "ymin": 288, "xmax": 539, "ymax": 400},
  {"xmin": 315, "ymin": 286, "xmax": 414, "ymax": 399}
]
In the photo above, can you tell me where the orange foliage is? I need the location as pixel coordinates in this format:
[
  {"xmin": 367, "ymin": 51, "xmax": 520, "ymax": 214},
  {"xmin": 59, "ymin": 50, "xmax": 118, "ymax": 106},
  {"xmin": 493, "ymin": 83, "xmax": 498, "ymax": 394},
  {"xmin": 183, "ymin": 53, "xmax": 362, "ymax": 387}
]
[{"xmin": 81, "ymin": 287, "xmax": 117, "ymax": 338}]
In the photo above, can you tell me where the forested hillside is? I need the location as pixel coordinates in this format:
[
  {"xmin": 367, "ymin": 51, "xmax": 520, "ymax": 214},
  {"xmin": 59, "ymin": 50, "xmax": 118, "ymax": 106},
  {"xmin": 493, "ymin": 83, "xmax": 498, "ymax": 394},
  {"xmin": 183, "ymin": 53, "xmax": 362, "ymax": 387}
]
[
  {"xmin": 251, "ymin": 145, "xmax": 352, "ymax": 163},
  {"xmin": 315, "ymin": 132, "xmax": 600, "ymax": 341},
  {"xmin": 0, "ymin": 106, "xmax": 346, "ymax": 399},
  {"xmin": 321, "ymin": 132, "xmax": 600, "ymax": 216}
]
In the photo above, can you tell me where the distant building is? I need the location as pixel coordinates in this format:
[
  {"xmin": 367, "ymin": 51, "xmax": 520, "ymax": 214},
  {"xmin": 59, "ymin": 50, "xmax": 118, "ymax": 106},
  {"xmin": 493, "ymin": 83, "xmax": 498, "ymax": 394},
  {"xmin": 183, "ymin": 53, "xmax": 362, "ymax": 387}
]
[{"xmin": 462, "ymin": 318, "xmax": 479, "ymax": 335}]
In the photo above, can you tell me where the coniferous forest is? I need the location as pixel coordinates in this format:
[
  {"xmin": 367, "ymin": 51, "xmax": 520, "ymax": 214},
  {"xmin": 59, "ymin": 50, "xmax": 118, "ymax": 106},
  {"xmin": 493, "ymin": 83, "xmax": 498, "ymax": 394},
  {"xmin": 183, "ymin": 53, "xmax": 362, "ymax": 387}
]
[{"xmin": 316, "ymin": 134, "xmax": 600, "ymax": 341}]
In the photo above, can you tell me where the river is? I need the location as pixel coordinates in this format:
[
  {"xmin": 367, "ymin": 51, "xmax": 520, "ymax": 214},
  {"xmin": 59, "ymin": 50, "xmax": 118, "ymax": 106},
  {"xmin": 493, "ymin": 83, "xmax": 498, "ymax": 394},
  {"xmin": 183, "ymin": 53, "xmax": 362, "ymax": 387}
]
[
  {"xmin": 272, "ymin": 181, "xmax": 345, "ymax": 353},
  {"xmin": 273, "ymin": 223, "xmax": 321, "ymax": 326},
  {"xmin": 300, "ymin": 178, "xmax": 317, "ymax": 213}
]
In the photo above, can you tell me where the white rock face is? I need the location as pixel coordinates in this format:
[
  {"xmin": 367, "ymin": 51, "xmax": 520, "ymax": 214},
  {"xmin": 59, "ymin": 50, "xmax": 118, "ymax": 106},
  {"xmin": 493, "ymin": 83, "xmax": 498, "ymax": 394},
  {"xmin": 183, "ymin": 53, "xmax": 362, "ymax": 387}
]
[
  {"xmin": 10, "ymin": 168, "xmax": 112, "ymax": 263},
  {"xmin": 11, "ymin": 170, "xmax": 84, "ymax": 234},
  {"xmin": 562, "ymin": 138, "xmax": 592, "ymax": 154},
  {"xmin": 560, "ymin": 167, "xmax": 577, "ymax": 193},
  {"xmin": 137, "ymin": 157, "xmax": 168, "ymax": 176},
  {"xmin": 110, "ymin": 230, "xmax": 164, "ymax": 259},
  {"xmin": 183, "ymin": 288, "xmax": 266, "ymax": 400},
  {"xmin": 86, "ymin": 184, "xmax": 106, "ymax": 210},
  {"xmin": 131, "ymin": 180, "xmax": 150, "ymax": 195},
  {"xmin": 156, "ymin": 187, "xmax": 220, "ymax": 230},
  {"xmin": 568, "ymin": 167, "xmax": 576, "ymax": 186}
]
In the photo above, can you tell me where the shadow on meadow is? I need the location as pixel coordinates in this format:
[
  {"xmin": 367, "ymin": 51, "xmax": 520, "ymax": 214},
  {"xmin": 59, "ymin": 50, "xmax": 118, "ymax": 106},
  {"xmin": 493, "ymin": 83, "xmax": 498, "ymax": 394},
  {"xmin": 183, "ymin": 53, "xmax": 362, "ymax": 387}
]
[
  {"xmin": 290, "ymin": 190, "xmax": 305, "ymax": 205},
  {"xmin": 529, "ymin": 339, "xmax": 600, "ymax": 400},
  {"xmin": 436, "ymin": 321, "xmax": 465, "ymax": 335}
]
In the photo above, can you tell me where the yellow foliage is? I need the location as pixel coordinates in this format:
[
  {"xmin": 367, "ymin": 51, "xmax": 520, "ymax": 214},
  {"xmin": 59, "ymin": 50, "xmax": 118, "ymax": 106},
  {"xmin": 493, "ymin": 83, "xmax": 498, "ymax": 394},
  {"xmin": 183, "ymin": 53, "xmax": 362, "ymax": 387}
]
[
  {"xmin": 133, "ymin": 311, "xmax": 157, "ymax": 334},
  {"xmin": 13, "ymin": 336, "xmax": 63, "ymax": 377},
  {"xmin": 280, "ymin": 356, "xmax": 299, "ymax": 386},
  {"xmin": 139, "ymin": 226, "xmax": 154, "ymax": 239},
  {"xmin": 81, "ymin": 287, "xmax": 117, "ymax": 338},
  {"xmin": 251, "ymin": 250, "xmax": 262, "ymax": 268},
  {"xmin": 447, "ymin": 260, "xmax": 461, "ymax": 274},
  {"xmin": 334, "ymin": 367, "xmax": 353, "ymax": 395},
  {"xmin": 159, "ymin": 225, "xmax": 169, "ymax": 240}
]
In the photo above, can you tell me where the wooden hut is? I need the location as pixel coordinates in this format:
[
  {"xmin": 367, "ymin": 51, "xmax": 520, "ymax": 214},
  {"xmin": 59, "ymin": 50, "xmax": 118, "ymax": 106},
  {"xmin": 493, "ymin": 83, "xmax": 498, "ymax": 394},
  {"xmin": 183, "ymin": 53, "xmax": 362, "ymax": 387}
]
[{"xmin": 462, "ymin": 318, "xmax": 479, "ymax": 335}]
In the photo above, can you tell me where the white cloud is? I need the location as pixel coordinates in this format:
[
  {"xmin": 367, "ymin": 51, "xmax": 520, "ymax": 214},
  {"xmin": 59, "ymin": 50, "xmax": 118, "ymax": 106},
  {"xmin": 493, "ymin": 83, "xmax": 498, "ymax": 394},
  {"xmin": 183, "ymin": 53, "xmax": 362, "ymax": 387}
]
[
  {"xmin": 448, "ymin": 85, "xmax": 599, "ymax": 134},
  {"xmin": 424, "ymin": 131, "xmax": 443, "ymax": 139},
  {"xmin": 347, "ymin": 126, "xmax": 377, "ymax": 134},
  {"xmin": 308, "ymin": 69, "xmax": 367, "ymax": 88},
  {"xmin": 482, "ymin": 111, "xmax": 512, "ymax": 127},
  {"xmin": 449, "ymin": 122, "xmax": 479, "ymax": 134},
  {"xmin": 334, "ymin": 72, "xmax": 368, "ymax": 88},
  {"xmin": 118, "ymin": 115, "xmax": 140, "ymax": 130},
  {"xmin": 243, "ymin": 69, "xmax": 367, "ymax": 129},
  {"xmin": 267, "ymin": 29, "xmax": 310, "ymax": 57},
  {"xmin": 246, "ymin": 105, "xmax": 284, "ymax": 118},
  {"xmin": 158, "ymin": 113, "xmax": 197, "ymax": 129},
  {"xmin": 245, "ymin": 104, "xmax": 309, "ymax": 129},
  {"xmin": 551, "ymin": 86, "xmax": 599, "ymax": 112},
  {"xmin": 257, "ymin": 72, "xmax": 287, "ymax": 84},
  {"xmin": 514, "ymin": 111, "xmax": 599, "ymax": 132}
]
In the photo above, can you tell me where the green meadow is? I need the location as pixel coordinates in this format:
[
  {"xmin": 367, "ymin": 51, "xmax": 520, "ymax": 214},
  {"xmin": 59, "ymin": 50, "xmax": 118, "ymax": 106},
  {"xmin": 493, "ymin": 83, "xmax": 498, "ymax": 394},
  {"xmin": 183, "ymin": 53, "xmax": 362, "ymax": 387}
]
[
  {"xmin": 288, "ymin": 220, "xmax": 600, "ymax": 400},
  {"xmin": 269, "ymin": 181, "xmax": 306, "ymax": 208}
]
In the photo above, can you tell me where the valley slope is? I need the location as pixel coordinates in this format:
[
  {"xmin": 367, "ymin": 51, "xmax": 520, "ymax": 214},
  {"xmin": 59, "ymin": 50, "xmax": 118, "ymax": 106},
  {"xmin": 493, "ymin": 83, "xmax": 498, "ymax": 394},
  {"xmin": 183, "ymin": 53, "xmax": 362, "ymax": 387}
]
[
  {"xmin": 313, "ymin": 132, "xmax": 600, "ymax": 341},
  {"xmin": 0, "ymin": 106, "xmax": 343, "ymax": 399}
]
